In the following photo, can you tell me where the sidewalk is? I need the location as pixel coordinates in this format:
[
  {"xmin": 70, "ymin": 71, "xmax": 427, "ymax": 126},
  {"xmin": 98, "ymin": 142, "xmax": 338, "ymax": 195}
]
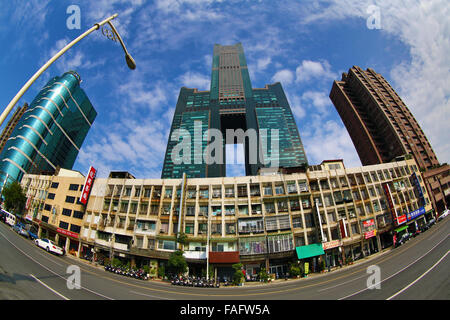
[{"xmin": 64, "ymin": 246, "xmax": 393, "ymax": 287}]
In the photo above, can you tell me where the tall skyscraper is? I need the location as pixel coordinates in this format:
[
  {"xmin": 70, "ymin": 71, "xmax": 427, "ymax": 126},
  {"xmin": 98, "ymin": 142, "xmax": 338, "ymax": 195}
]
[
  {"xmin": 329, "ymin": 66, "xmax": 439, "ymax": 171},
  {"xmin": 0, "ymin": 102, "xmax": 28, "ymax": 154},
  {"xmin": 162, "ymin": 43, "xmax": 308, "ymax": 179},
  {"xmin": 0, "ymin": 71, "xmax": 97, "ymax": 186}
]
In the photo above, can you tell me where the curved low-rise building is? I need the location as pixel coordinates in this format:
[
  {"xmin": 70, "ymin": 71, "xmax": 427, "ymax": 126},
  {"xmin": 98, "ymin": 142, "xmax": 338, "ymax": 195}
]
[{"xmin": 21, "ymin": 157, "xmax": 434, "ymax": 280}]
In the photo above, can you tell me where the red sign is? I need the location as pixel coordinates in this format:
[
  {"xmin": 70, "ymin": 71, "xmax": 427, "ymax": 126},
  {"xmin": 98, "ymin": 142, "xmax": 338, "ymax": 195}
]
[
  {"xmin": 362, "ymin": 218, "xmax": 375, "ymax": 228},
  {"xmin": 79, "ymin": 166, "xmax": 96, "ymax": 205},
  {"xmin": 364, "ymin": 230, "xmax": 377, "ymax": 239},
  {"xmin": 57, "ymin": 228, "xmax": 79, "ymax": 239},
  {"xmin": 322, "ymin": 240, "xmax": 342, "ymax": 250},
  {"xmin": 397, "ymin": 214, "xmax": 407, "ymax": 225}
]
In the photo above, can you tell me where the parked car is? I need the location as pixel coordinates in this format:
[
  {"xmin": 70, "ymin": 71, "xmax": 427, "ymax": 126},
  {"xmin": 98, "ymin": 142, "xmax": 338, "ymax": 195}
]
[
  {"xmin": 34, "ymin": 238, "xmax": 64, "ymax": 256},
  {"xmin": 395, "ymin": 232, "xmax": 411, "ymax": 247},
  {"xmin": 16, "ymin": 225, "xmax": 30, "ymax": 238},
  {"xmin": 437, "ymin": 209, "xmax": 449, "ymax": 222}
]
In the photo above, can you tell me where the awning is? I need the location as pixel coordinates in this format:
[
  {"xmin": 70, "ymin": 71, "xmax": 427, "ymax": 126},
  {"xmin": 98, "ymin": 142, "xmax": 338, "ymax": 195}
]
[
  {"xmin": 296, "ymin": 244, "xmax": 325, "ymax": 260},
  {"xmin": 395, "ymin": 225, "xmax": 408, "ymax": 233}
]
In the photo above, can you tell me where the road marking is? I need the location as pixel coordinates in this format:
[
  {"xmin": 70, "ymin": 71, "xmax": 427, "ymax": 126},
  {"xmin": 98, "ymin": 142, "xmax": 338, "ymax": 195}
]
[
  {"xmin": 338, "ymin": 235, "xmax": 449, "ymax": 300},
  {"xmin": 0, "ymin": 230, "xmax": 114, "ymax": 300},
  {"xmin": 386, "ymin": 250, "xmax": 449, "ymax": 300},
  {"xmin": 29, "ymin": 274, "xmax": 69, "ymax": 300},
  {"xmin": 129, "ymin": 290, "xmax": 173, "ymax": 300},
  {"xmin": 317, "ymin": 273, "xmax": 367, "ymax": 292}
]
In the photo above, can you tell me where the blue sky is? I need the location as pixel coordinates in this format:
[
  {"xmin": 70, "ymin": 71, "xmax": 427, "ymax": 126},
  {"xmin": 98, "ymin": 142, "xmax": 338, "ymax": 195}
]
[{"xmin": 0, "ymin": 0, "xmax": 448, "ymax": 178}]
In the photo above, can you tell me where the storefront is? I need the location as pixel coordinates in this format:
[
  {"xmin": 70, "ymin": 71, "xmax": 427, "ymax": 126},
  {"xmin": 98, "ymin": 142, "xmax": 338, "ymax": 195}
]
[
  {"xmin": 322, "ymin": 240, "xmax": 342, "ymax": 268},
  {"xmin": 296, "ymin": 243, "xmax": 325, "ymax": 273},
  {"xmin": 209, "ymin": 251, "xmax": 240, "ymax": 281}
]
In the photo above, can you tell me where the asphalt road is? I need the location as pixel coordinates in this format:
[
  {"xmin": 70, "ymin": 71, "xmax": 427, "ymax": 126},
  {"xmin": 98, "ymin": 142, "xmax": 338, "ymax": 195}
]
[{"xmin": 0, "ymin": 217, "xmax": 449, "ymax": 301}]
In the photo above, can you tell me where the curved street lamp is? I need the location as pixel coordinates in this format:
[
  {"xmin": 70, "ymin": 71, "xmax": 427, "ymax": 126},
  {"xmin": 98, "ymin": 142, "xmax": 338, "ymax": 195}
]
[{"xmin": 0, "ymin": 13, "xmax": 136, "ymax": 128}]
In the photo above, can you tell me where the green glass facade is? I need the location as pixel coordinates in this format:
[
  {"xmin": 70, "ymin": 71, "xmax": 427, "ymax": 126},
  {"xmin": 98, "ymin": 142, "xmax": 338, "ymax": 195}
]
[
  {"xmin": 162, "ymin": 43, "xmax": 307, "ymax": 179},
  {"xmin": 0, "ymin": 71, "xmax": 96, "ymax": 187}
]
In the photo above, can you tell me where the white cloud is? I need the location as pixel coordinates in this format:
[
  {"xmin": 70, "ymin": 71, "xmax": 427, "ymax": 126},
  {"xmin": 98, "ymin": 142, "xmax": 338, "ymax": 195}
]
[
  {"xmin": 295, "ymin": 60, "xmax": 337, "ymax": 83},
  {"xmin": 178, "ymin": 71, "xmax": 210, "ymax": 90},
  {"xmin": 271, "ymin": 69, "xmax": 294, "ymax": 85},
  {"xmin": 301, "ymin": 90, "xmax": 332, "ymax": 115}
]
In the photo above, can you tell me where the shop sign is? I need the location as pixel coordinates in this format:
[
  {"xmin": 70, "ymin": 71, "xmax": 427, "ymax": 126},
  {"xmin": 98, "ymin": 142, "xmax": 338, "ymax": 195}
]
[
  {"xmin": 364, "ymin": 229, "xmax": 377, "ymax": 239},
  {"xmin": 397, "ymin": 214, "xmax": 407, "ymax": 225},
  {"xmin": 57, "ymin": 228, "xmax": 79, "ymax": 239},
  {"xmin": 80, "ymin": 166, "xmax": 96, "ymax": 205},
  {"xmin": 410, "ymin": 173, "xmax": 424, "ymax": 200},
  {"xmin": 406, "ymin": 206, "xmax": 425, "ymax": 222},
  {"xmin": 322, "ymin": 240, "xmax": 342, "ymax": 250},
  {"xmin": 362, "ymin": 218, "xmax": 375, "ymax": 228}
]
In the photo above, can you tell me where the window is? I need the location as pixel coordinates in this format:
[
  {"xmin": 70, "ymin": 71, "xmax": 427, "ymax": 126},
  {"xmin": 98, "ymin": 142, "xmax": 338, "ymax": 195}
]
[
  {"xmin": 225, "ymin": 223, "xmax": 236, "ymax": 234},
  {"xmin": 59, "ymin": 221, "xmax": 69, "ymax": 229},
  {"xmin": 238, "ymin": 218, "xmax": 264, "ymax": 234},
  {"xmin": 224, "ymin": 205, "xmax": 235, "ymax": 215},
  {"xmin": 73, "ymin": 211, "xmax": 84, "ymax": 219},
  {"xmin": 292, "ymin": 216, "xmax": 302, "ymax": 228},
  {"xmin": 62, "ymin": 208, "xmax": 72, "ymax": 216},
  {"xmin": 136, "ymin": 220, "xmax": 156, "ymax": 232},
  {"xmin": 47, "ymin": 193, "xmax": 55, "ymax": 200},
  {"xmin": 239, "ymin": 237, "xmax": 266, "ymax": 255},
  {"xmin": 304, "ymin": 213, "xmax": 315, "ymax": 228},
  {"xmin": 267, "ymin": 234, "xmax": 294, "ymax": 253},
  {"xmin": 44, "ymin": 204, "xmax": 51, "ymax": 211},
  {"xmin": 70, "ymin": 224, "xmax": 81, "ymax": 233},
  {"xmin": 263, "ymin": 184, "xmax": 273, "ymax": 196},
  {"xmin": 51, "ymin": 182, "xmax": 59, "ymax": 189},
  {"xmin": 65, "ymin": 196, "xmax": 75, "ymax": 203},
  {"xmin": 69, "ymin": 184, "xmax": 79, "ymax": 191},
  {"xmin": 185, "ymin": 223, "xmax": 194, "ymax": 234},
  {"xmin": 186, "ymin": 206, "xmax": 196, "ymax": 216},
  {"xmin": 158, "ymin": 240, "xmax": 175, "ymax": 251}
]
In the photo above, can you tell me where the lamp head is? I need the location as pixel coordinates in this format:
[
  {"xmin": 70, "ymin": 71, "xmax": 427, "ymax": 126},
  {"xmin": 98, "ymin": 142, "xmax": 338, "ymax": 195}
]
[{"xmin": 125, "ymin": 54, "xmax": 136, "ymax": 70}]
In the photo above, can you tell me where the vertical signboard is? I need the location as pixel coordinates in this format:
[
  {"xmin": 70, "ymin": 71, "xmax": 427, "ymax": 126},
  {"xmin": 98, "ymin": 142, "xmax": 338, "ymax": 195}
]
[
  {"xmin": 79, "ymin": 166, "xmax": 96, "ymax": 205},
  {"xmin": 383, "ymin": 183, "xmax": 405, "ymax": 226}
]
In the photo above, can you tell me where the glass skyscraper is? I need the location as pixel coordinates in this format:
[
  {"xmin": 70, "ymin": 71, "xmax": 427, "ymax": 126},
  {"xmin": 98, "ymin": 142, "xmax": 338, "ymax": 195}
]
[
  {"xmin": 162, "ymin": 43, "xmax": 307, "ymax": 178},
  {"xmin": 0, "ymin": 71, "xmax": 97, "ymax": 186}
]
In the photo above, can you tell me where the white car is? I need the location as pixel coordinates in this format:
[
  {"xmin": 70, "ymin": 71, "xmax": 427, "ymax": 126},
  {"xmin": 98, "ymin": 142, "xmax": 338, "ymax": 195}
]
[
  {"xmin": 437, "ymin": 209, "xmax": 449, "ymax": 221},
  {"xmin": 34, "ymin": 238, "xmax": 64, "ymax": 256}
]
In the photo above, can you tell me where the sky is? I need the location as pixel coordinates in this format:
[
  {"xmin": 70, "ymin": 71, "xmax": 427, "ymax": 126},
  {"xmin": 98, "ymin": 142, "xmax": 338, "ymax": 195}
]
[{"xmin": 0, "ymin": 0, "xmax": 448, "ymax": 179}]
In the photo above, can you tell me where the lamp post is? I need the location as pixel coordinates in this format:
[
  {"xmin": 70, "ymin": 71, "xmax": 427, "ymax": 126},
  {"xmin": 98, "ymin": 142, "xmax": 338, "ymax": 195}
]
[{"xmin": 0, "ymin": 13, "xmax": 135, "ymax": 128}]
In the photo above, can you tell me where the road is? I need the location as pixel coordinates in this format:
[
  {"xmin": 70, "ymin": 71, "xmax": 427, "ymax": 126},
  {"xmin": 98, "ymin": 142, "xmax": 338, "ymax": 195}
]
[{"xmin": 0, "ymin": 217, "xmax": 449, "ymax": 302}]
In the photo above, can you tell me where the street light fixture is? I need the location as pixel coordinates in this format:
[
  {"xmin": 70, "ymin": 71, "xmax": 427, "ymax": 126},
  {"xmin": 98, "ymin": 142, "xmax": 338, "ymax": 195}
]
[{"xmin": 0, "ymin": 13, "xmax": 135, "ymax": 128}]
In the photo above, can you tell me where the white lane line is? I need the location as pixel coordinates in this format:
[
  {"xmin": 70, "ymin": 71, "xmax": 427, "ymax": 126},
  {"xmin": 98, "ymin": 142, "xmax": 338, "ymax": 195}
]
[
  {"xmin": 129, "ymin": 290, "xmax": 173, "ymax": 300},
  {"xmin": 29, "ymin": 273, "xmax": 69, "ymax": 300},
  {"xmin": 0, "ymin": 231, "xmax": 114, "ymax": 300},
  {"xmin": 338, "ymin": 235, "xmax": 449, "ymax": 300},
  {"xmin": 386, "ymin": 250, "xmax": 449, "ymax": 300},
  {"xmin": 317, "ymin": 274, "xmax": 367, "ymax": 292}
]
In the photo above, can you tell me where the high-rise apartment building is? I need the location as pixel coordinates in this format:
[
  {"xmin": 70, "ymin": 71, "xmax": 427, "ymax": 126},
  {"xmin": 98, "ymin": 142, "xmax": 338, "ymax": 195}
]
[
  {"xmin": 0, "ymin": 71, "xmax": 97, "ymax": 186},
  {"xmin": 329, "ymin": 66, "xmax": 439, "ymax": 171},
  {"xmin": 0, "ymin": 103, "xmax": 28, "ymax": 154},
  {"xmin": 162, "ymin": 43, "xmax": 308, "ymax": 179}
]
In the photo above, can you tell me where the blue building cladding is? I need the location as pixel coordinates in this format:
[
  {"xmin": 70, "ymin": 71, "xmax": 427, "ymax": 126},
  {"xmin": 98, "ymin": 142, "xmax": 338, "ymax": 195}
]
[
  {"xmin": 0, "ymin": 71, "xmax": 96, "ymax": 186},
  {"xmin": 162, "ymin": 43, "xmax": 308, "ymax": 179}
]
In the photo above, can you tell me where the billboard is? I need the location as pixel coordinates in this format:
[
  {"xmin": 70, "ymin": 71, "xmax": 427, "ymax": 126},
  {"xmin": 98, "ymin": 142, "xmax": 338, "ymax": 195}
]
[{"xmin": 79, "ymin": 166, "xmax": 96, "ymax": 205}]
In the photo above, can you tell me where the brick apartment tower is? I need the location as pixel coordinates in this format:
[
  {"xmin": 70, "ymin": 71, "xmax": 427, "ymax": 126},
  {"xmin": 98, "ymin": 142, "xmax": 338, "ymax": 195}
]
[
  {"xmin": 329, "ymin": 66, "xmax": 439, "ymax": 171},
  {"xmin": 330, "ymin": 66, "xmax": 449, "ymax": 214},
  {"xmin": 0, "ymin": 103, "xmax": 28, "ymax": 154}
]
